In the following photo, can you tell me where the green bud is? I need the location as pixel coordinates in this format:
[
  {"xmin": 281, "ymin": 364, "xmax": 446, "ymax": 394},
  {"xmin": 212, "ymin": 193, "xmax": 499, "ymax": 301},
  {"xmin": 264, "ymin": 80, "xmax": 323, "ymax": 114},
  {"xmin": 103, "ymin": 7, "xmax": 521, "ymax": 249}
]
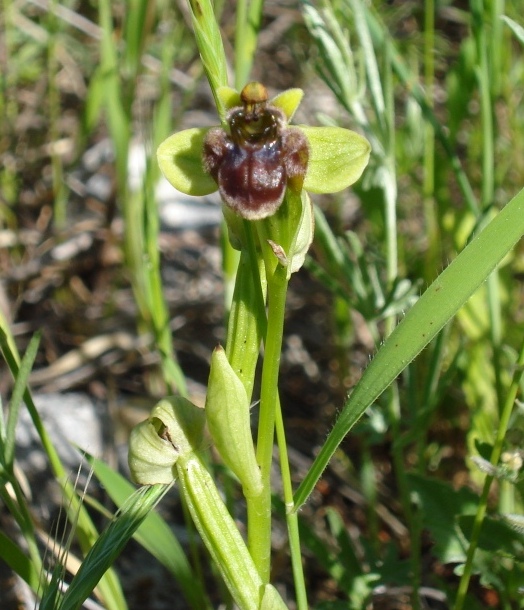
[
  {"xmin": 206, "ymin": 346, "xmax": 262, "ymax": 497},
  {"xmin": 128, "ymin": 397, "xmax": 205, "ymax": 485}
]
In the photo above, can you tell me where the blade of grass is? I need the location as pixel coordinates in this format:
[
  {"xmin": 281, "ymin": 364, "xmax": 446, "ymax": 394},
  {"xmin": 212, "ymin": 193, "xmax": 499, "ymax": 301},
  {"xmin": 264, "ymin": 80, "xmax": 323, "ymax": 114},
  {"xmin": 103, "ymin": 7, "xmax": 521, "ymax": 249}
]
[
  {"xmin": 2, "ymin": 333, "xmax": 40, "ymax": 468},
  {"xmin": 294, "ymin": 186, "xmax": 524, "ymax": 510},
  {"xmin": 60, "ymin": 485, "xmax": 169, "ymax": 610},
  {"xmin": 361, "ymin": 1, "xmax": 479, "ymax": 215},
  {"xmin": 0, "ymin": 531, "xmax": 42, "ymax": 591},
  {"xmin": 502, "ymin": 15, "xmax": 524, "ymax": 45},
  {"xmin": 0, "ymin": 314, "xmax": 127, "ymax": 610},
  {"xmin": 87, "ymin": 455, "xmax": 211, "ymax": 610}
]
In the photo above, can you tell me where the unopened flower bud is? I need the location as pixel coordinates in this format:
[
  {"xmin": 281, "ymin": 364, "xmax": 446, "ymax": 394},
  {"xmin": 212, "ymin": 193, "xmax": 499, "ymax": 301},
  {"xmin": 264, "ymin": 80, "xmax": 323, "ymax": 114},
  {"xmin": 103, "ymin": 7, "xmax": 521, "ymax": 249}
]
[
  {"xmin": 128, "ymin": 397, "xmax": 205, "ymax": 485},
  {"xmin": 206, "ymin": 346, "xmax": 262, "ymax": 497}
]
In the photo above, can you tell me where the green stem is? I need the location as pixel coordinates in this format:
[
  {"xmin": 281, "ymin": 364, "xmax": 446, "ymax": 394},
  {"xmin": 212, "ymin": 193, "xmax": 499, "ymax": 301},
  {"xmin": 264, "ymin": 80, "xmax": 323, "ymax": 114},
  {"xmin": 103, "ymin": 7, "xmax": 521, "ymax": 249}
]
[
  {"xmin": 454, "ymin": 337, "xmax": 524, "ymax": 610},
  {"xmin": 47, "ymin": 0, "xmax": 67, "ymax": 229},
  {"xmin": 250, "ymin": 256, "xmax": 289, "ymax": 582},
  {"xmin": 233, "ymin": 221, "xmax": 306, "ymax": 600},
  {"xmin": 489, "ymin": 0, "xmax": 504, "ymax": 98},
  {"xmin": 274, "ymin": 395, "xmax": 308, "ymax": 610}
]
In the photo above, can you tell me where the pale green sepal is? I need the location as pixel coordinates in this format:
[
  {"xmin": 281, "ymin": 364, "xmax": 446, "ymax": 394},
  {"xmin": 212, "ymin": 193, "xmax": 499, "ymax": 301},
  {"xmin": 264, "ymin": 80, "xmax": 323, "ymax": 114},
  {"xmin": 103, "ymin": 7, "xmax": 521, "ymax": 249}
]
[
  {"xmin": 287, "ymin": 191, "xmax": 314, "ymax": 276},
  {"xmin": 128, "ymin": 419, "xmax": 178, "ymax": 485},
  {"xmin": 206, "ymin": 346, "xmax": 262, "ymax": 497},
  {"xmin": 218, "ymin": 86, "xmax": 242, "ymax": 111},
  {"xmin": 270, "ymin": 88, "xmax": 304, "ymax": 121},
  {"xmin": 176, "ymin": 454, "xmax": 289, "ymax": 610},
  {"xmin": 157, "ymin": 128, "xmax": 217, "ymax": 196},
  {"xmin": 128, "ymin": 397, "xmax": 206, "ymax": 485},
  {"xmin": 259, "ymin": 584, "xmax": 290, "ymax": 610},
  {"xmin": 299, "ymin": 126, "xmax": 371, "ymax": 193}
]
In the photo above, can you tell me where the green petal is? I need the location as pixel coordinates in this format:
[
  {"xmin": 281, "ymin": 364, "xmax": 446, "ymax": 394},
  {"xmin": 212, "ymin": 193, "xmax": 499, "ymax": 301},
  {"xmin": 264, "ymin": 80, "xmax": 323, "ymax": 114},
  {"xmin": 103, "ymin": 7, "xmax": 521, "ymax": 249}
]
[
  {"xmin": 299, "ymin": 126, "xmax": 371, "ymax": 194},
  {"xmin": 157, "ymin": 128, "xmax": 218, "ymax": 196},
  {"xmin": 270, "ymin": 88, "xmax": 304, "ymax": 121},
  {"xmin": 218, "ymin": 86, "xmax": 241, "ymax": 111}
]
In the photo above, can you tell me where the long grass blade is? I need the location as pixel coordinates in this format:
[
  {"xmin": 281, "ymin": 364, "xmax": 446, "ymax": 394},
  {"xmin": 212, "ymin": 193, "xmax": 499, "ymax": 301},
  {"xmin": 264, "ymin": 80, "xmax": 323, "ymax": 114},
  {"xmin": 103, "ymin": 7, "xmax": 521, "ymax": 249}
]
[
  {"xmin": 295, "ymin": 186, "xmax": 524, "ymax": 510},
  {"xmin": 60, "ymin": 485, "xmax": 169, "ymax": 610},
  {"xmin": 88, "ymin": 455, "xmax": 211, "ymax": 609}
]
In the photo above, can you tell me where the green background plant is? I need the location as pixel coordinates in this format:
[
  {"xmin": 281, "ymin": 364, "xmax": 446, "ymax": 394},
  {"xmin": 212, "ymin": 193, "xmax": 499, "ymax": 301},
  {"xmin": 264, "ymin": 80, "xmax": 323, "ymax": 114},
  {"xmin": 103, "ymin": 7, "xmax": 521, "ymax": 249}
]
[{"xmin": 2, "ymin": 0, "xmax": 524, "ymax": 609}]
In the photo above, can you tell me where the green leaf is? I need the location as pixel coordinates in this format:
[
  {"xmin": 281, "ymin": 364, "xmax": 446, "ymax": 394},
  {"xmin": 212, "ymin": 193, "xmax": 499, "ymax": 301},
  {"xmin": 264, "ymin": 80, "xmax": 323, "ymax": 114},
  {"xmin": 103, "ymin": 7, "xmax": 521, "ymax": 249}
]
[
  {"xmin": 459, "ymin": 514, "xmax": 524, "ymax": 555},
  {"xmin": 409, "ymin": 474, "xmax": 478, "ymax": 564},
  {"xmin": 502, "ymin": 16, "xmax": 524, "ymax": 46},
  {"xmin": 300, "ymin": 126, "xmax": 371, "ymax": 193},
  {"xmin": 60, "ymin": 485, "xmax": 169, "ymax": 610},
  {"xmin": 0, "ymin": 531, "xmax": 41, "ymax": 590},
  {"xmin": 157, "ymin": 128, "xmax": 217, "ymax": 196},
  {"xmin": 294, "ymin": 186, "xmax": 524, "ymax": 510},
  {"xmin": 89, "ymin": 456, "xmax": 211, "ymax": 610}
]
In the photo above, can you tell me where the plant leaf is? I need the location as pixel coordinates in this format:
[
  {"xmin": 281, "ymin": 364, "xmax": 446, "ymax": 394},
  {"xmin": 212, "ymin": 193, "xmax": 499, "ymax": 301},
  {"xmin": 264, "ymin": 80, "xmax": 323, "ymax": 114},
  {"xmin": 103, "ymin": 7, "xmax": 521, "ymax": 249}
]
[
  {"xmin": 294, "ymin": 186, "xmax": 524, "ymax": 510},
  {"xmin": 89, "ymin": 456, "xmax": 211, "ymax": 609},
  {"xmin": 206, "ymin": 346, "xmax": 262, "ymax": 497},
  {"xmin": 501, "ymin": 16, "xmax": 524, "ymax": 46}
]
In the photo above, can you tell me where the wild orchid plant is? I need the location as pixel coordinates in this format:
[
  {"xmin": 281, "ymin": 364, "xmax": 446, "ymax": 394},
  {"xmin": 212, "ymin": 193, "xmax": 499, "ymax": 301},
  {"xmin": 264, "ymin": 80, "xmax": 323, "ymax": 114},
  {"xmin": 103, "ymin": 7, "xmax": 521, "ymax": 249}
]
[
  {"xmin": 127, "ymin": 10, "xmax": 370, "ymax": 605},
  {"xmin": 128, "ymin": 79, "xmax": 370, "ymax": 609}
]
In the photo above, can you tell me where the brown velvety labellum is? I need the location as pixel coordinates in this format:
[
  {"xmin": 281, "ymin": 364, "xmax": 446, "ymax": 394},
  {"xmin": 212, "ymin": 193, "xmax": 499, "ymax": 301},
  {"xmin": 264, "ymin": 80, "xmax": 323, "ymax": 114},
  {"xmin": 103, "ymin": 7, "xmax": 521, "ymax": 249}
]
[{"xmin": 217, "ymin": 141, "xmax": 286, "ymax": 218}]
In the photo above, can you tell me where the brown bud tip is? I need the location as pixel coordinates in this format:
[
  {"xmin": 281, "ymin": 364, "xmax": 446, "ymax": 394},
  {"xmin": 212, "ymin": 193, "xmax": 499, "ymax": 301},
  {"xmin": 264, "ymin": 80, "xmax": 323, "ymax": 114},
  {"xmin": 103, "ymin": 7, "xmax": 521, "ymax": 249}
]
[{"xmin": 240, "ymin": 82, "xmax": 269, "ymax": 106}]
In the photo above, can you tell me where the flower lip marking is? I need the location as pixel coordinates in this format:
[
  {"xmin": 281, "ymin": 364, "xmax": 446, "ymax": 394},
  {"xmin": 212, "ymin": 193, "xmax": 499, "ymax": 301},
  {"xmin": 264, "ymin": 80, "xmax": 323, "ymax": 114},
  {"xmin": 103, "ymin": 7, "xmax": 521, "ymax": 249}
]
[{"xmin": 203, "ymin": 82, "xmax": 309, "ymax": 220}]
